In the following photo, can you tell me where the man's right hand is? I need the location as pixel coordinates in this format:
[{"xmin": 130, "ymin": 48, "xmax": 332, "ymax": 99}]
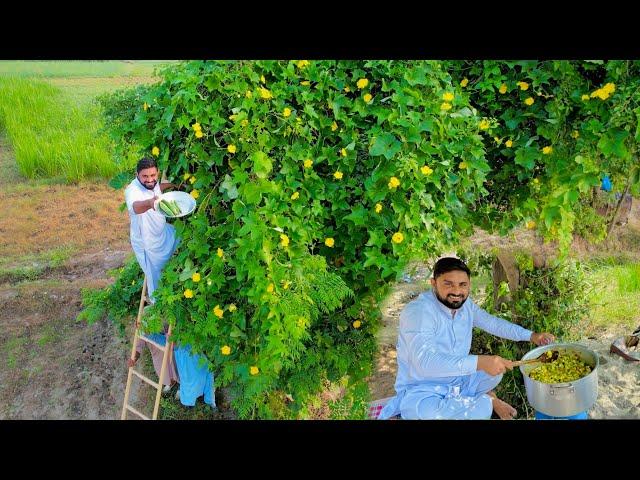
[{"xmin": 477, "ymin": 355, "xmax": 514, "ymax": 376}]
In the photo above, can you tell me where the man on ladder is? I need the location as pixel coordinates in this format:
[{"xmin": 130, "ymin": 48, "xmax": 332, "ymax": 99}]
[{"xmin": 121, "ymin": 157, "xmax": 216, "ymax": 419}]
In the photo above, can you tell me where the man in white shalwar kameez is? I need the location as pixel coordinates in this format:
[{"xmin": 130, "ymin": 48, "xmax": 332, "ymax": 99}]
[
  {"xmin": 379, "ymin": 257, "xmax": 554, "ymax": 420},
  {"xmin": 125, "ymin": 157, "xmax": 181, "ymax": 390},
  {"xmin": 124, "ymin": 158, "xmax": 216, "ymax": 409}
]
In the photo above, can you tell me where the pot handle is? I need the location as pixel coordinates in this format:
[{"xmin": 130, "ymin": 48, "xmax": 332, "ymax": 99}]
[{"xmin": 549, "ymin": 383, "xmax": 574, "ymax": 395}]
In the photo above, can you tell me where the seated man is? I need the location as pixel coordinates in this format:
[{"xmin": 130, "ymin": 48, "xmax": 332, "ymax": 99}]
[{"xmin": 378, "ymin": 257, "xmax": 554, "ymax": 420}]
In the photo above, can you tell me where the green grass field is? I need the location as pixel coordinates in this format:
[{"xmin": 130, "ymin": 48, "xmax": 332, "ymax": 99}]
[
  {"xmin": 0, "ymin": 60, "xmax": 175, "ymax": 78},
  {"xmin": 0, "ymin": 61, "xmax": 169, "ymax": 183}
]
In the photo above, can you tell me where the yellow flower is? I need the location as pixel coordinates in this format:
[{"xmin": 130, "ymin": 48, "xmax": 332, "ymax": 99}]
[
  {"xmin": 183, "ymin": 173, "xmax": 191, "ymax": 180},
  {"xmin": 421, "ymin": 165, "xmax": 433, "ymax": 175},
  {"xmin": 213, "ymin": 305, "xmax": 224, "ymax": 318},
  {"xmin": 364, "ymin": 93, "xmax": 373, "ymax": 103},
  {"xmin": 192, "ymin": 272, "xmax": 201, "ymax": 282},
  {"xmin": 526, "ymin": 220, "xmax": 536, "ymax": 230},
  {"xmin": 228, "ymin": 304, "xmax": 237, "ymax": 312},
  {"xmin": 152, "ymin": 146, "xmax": 160, "ymax": 157},
  {"xmin": 499, "ymin": 83, "xmax": 507, "ymax": 94},
  {"xmin": 353, "ymin": 320, "xmax": 362, "ymax": 329},
  {"xmin": 388, "ymin": 176, "xmax": 400, "ymax": 189},
  {"xmin": 479, "ymin": 119, "xmax": 490, "ymax": 130},
  {"xmin": 542, "ymin": 146, "xmax": 553, "ymax": 155},
  {"xmin": 517, "ymin": 81, "xmax": 529, "ymax": 91},
  {"xmin": 217, "ymin": 248, "xmax": 224, "ymax": 258},
  {"xmin": 334, "ymin": 171, "xmax": 343, "ymax": 180},
  {"xmin": 304, "ymin": 159, "xmax": 313, "ymax": 168},
  {"xmin": 259, "ymin": 87, "xmax": 273, "ymax": 99},
  {"xmin": 581, "ymin": 94, "xmax": 590, "ymax": 101},
  {"xmin": 341, "ymin": 148, "xmax": 347, "ymax": 157},
  {"xmin": 229, "ymin": 114, "xmax": 238, "ymax": 121},
  {"xmin": 143, "ymin": 102, "xmax": 149, "ymax": 111},
  {"xmin": 331, "ymin": 121, "xmax": 338, "ymax": 132},
  {"xmin": 227, "ymin": 144, "xmax": 237, "ymax": 154},
  {"xmin": 280, "ymin": 234, "xmax": 290, "ymax": 247},
  {"xmin": 442, "ymin": 92, "xmax": 454, "ymax": 101},
  {"xmin": 282, "ymin": 280, "xmax": 291, "ymax": 290},
  {"xmin": 459, "ymin": 161, "xmax": 468, "ymax": 169},
  {"xmin": 602, "ymin": 82, "xmax": 616, "ymax": 94},
  {"xmin": 283, "ymin": 107, "xmax": 292, "ymax": 117},
  {"xmin": 524, "ymin": 97, "xmax": 534, "ymax": 106},
  {"xmin": 189, "ymin": 176, "xmax": 196, "ymax": 184},
  {"xmin": 300, "ymin": 80, "xmax": 310, "ymax": 86},
  {"xmin": 356, "ymin": 78, "xmax": 369, "ymax": 89},
  {"xmin": 184, "ymin": 289, "xmax": 193, "ymax": 299},
  {"xmin": 241, "ymin": 119, "xmax": 249, "ymax": 127},
  {"xmin": 246, "ymin": 90, "xmax": 253, "ymax": 98},
  {"xmin": 571, "ymin": 130, "xmax": 580, "ymax": 139},
  {"xmin": 221, "ymin": 345, "xmax": 231, "ymax": 356},
  {"xmin": 190, "ymin": 189, "xmax": 200, "ymax": 199},
  {"xmin": 296, "ymin": 60, "xmax": 310, "ymax": 69},
  {"xmin": 260, "ymin": 74, "xmax": 266, "ymax": 84},
  {"xmin": 375, "ymin": 203, "xmax": 383, "ymax": 213},
  {"xmin": 460, "ymin": 78, "xmax": 469, "ymax": 87},
  {"xmin": 267, "ymin": 283, "xmax": 274, "ymax": 293},
  {"xmin": 505, "ymin": 140, "xmax": 513, "ymax": 148},
  {"xmin": 192, "ymin": 123, "xmax": 201, "ymax": 132},
  {"xmin": 440, "ymin": 102, "xmax": 452, "ymax": 111},
  {"xmin": 325, "ymin": 237, "xmax": 335, "ymax": 247},
  {"xmin": 344, "ymin": 86, "xmax": 351, "ymax": 92},
  {"xmin": 250, "ymin": 366, "xmax": 259, "ymax": 376},
  {"xmin": 392, "ymin": 232, "xmax": 404, "ymax": 244},
  {"xmin": 195, "ymin": 130, "xmax": 203, "ymax": 138},
  {"xmin": 290, "ymin": 191, "xmax": 299, "ymax": 200}
]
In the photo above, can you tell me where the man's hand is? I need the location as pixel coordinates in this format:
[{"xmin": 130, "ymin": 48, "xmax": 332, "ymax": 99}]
[
  {"xmin": 127, "ymin": 351, "xmax": 140, "ymax": 368},
  {"xmin": 530, "ymin": 332, "xmax": 555, "ymax": 346},
  {"xmin": 477, "ymin": 355, "xmax": 514, "ymax": 376}
]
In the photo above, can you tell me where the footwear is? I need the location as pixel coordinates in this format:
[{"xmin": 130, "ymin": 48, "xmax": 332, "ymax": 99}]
[{"xmin": 610, "ymin": 336, "xmax": 640, "ymax": 362}]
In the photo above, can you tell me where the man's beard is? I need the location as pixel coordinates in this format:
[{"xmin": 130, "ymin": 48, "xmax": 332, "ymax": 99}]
[
  {"xmin": 434, "ymin": 289, "xmax": 468, "ymax": 310},
  {"xmin": 139, "ymin": 177, "xmax": 157, "ymax": 190}
]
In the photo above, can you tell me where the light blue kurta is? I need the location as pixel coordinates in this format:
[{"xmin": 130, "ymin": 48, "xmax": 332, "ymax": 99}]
[{"xmin": 379, "ymin": 290, "xmax": 532, "ymax": 420}]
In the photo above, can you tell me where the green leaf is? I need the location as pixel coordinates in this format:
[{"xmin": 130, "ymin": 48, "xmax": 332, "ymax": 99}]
[
  {"xmin": 514, "ymin": 147, "xmax": 538, "ymax": 170},
  {"xmin": 219, "ymin": 174, "xmax": 239, "ymax": 200},
  {"xmin": 369, "ymin": 133, "xmax": 401, "ymax": 160},
  {"xmin": 109, "ymin": 171, "xmax": 133, "ymax": 190},
  {"xmin": 344, "ymin": 205, "xmax": 367, "ymax": 226},
  {"xmin": 251, "ymin": 151, "xmax": 273, "ymax": 178},
  {"xmin": 598, "ymin": 129, "xmax": 630, "ymax": 160}
]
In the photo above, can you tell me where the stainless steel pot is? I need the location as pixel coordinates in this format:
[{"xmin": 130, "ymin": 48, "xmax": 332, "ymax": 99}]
[{"xmin": 519, "ymin": 342, "xmax": 598, "ymax": 417}]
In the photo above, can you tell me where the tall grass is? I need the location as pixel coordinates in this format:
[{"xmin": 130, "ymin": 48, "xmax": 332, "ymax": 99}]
[
  {"xmin": 0, "ymin": 60, "xmax": 174, "ymax": 78},
  {"xmin": 0, "ymin": 76, "xmax": 119, "ymax": 182},
  {"xmin": 587, "ymin": 262, "xmax": 640, "ymax": 330}
]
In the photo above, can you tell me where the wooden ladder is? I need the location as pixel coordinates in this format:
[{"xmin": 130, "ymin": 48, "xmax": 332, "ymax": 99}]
[{"xmin": 121, "ymin": 276, "xmax": 174, "ymax": 420}]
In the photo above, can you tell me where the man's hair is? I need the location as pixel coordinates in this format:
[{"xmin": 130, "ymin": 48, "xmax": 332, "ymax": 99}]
[
  {"xmin": 433, "ymin": 257, "xmax": 471, "ymax": 279},
  {"xmin": 136, "ymin": 157, "xmax": 158, "ymax": 173}
]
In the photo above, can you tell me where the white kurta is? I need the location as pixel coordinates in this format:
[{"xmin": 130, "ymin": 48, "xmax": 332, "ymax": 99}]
[
  {"xmin": 124, "ymin": 178, "xmax": 179, "ymax": 301},
  {"xmin": 379, "ymin": 289, "xmax": 533, "ymax": 420}
]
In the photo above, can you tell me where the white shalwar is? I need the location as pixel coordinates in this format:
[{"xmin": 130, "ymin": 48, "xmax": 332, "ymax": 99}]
[
  {"xmin": 378, "ymin": 290, "xmax": 532, "ymax": 420},
  {"xmin": 125, "ymin": 177, "xmax": 179, "ymax": 302}
]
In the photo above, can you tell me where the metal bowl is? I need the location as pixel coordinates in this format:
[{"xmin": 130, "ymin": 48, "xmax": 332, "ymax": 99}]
[{"xmin": 158, "ymin": 191, "xmax": 196, "ymax": 218}]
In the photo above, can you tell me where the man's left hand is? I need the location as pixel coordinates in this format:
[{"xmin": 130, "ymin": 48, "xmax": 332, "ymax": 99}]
[{"xmin": 530, "ymin": 332, "xmax": 555, "ymax": 346}]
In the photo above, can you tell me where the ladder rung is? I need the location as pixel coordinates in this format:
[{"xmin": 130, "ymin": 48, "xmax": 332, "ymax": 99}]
[
  {"xmin": 138, "ymin": 335, "xmax": 168, "ymax": 352},
  {"xmin": 125, "ymin": 404, "xmax": 150, "ymax": 420},
  {"xmin": 131, "ymin": 369, "xmax": 160, "ymax": 389}
]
